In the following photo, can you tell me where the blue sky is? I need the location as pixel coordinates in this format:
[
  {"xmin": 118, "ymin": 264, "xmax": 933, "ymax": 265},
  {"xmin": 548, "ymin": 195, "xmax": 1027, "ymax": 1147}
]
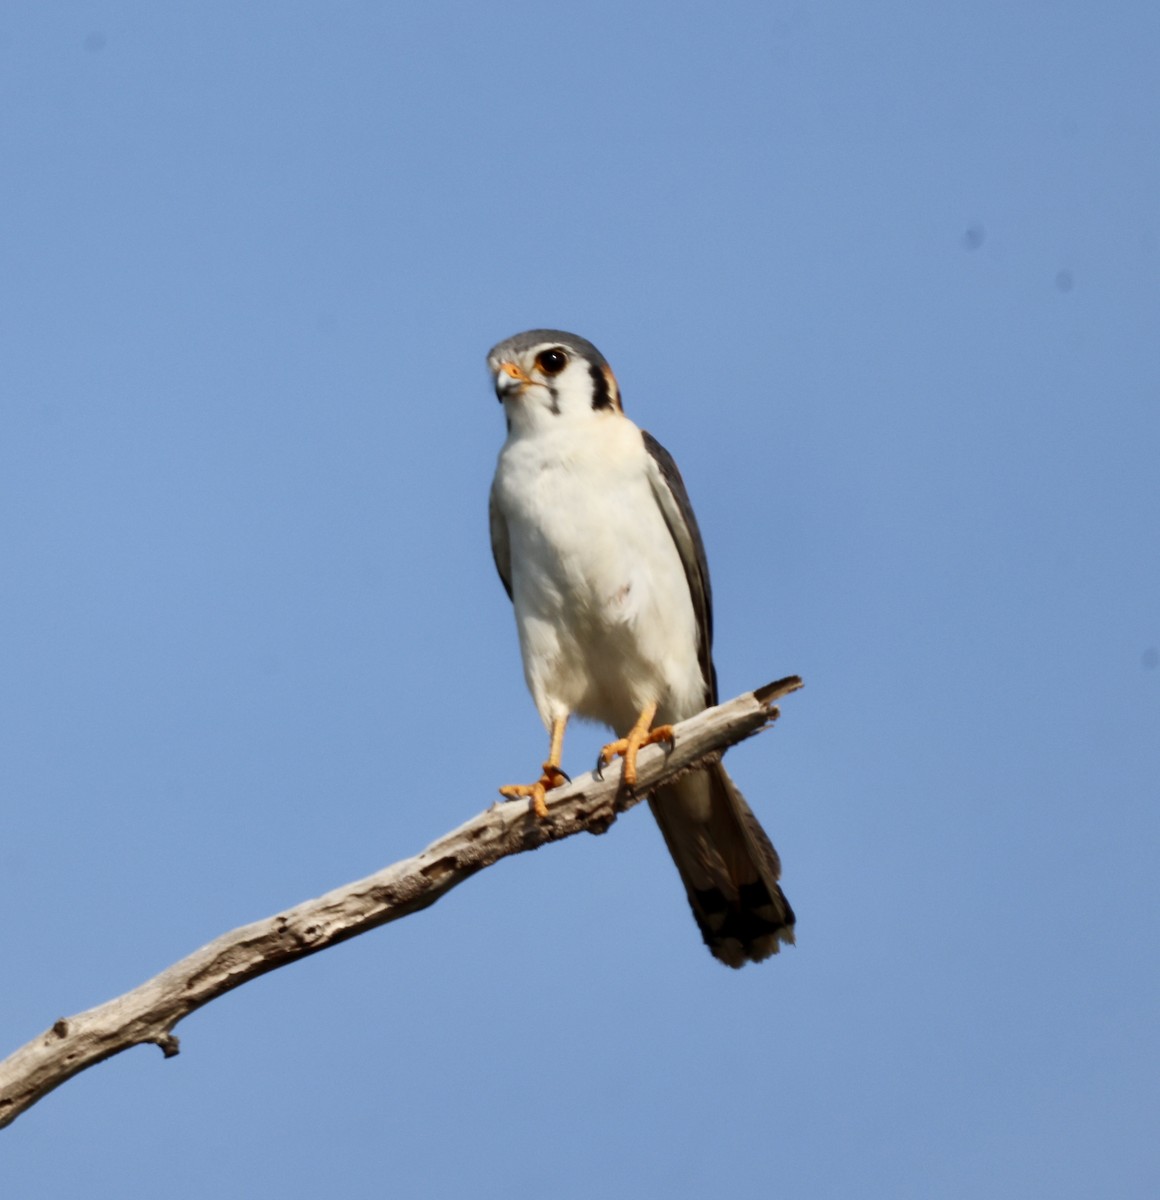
[{"xmin": 2, "ymin": 3, "xmax": 1158, "ymax": 1196}]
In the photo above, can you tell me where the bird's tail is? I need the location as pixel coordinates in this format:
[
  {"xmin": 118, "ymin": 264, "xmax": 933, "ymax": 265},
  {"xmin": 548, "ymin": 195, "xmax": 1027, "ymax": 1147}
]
[{"xmin": 649, "ymin": 762, "xmax": 795, "ymax": 967}]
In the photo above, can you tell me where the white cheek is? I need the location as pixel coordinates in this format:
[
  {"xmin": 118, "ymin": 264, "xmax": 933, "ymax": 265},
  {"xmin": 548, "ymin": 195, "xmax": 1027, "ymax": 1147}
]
[{"xmin": 551, "ymin": 363, "xmax": 597, "ymax": 414}]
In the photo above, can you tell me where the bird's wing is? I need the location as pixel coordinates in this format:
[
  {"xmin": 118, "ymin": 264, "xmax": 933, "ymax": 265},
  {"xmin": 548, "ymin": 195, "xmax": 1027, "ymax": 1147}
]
[
  {"xmin": 641, "ymin": 430, "xmax": 717, "ymax": 705},
  {"xmin": 488, "ymin": 477, "xmax": 513, "ymax": 600}
]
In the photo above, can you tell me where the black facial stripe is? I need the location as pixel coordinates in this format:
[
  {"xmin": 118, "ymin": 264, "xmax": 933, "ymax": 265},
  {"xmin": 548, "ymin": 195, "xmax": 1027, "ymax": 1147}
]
[
  {"xmin": 589, "ymin": 362, "xmax": 614, "ymax": 410},
  {"xmin": 547, "ymin": 385, "xmax": 560, "ymax": 415}
]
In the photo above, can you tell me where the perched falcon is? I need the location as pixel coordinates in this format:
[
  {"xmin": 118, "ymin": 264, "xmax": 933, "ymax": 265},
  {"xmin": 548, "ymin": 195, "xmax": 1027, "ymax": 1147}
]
[{"xmin": 487, "ymin": 329, "xmax": 795, "ymax": 967}]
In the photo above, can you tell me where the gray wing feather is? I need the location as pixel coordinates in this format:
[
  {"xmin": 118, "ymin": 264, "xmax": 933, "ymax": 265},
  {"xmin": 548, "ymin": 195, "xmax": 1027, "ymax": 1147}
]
[
  {"xmin": 642, "ymin": 430, "xmax": 716, "ymax": 705},
  {"xmin": 488, "ymin": 479, "xmax": 513, "ymax": 600}
]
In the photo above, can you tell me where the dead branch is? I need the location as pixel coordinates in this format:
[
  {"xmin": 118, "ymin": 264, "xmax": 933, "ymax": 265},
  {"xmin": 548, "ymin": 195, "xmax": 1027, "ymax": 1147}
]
[{"xmin": 0, "ymin": 676, "xmax": 802, "ymax": 1129}]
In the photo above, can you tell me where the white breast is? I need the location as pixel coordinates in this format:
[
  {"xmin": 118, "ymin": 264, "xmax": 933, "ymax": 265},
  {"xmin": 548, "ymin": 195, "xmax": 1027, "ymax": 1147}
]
[{"xmin": 493, "ymin": 415, "xmax": 705, "ymax": 735}]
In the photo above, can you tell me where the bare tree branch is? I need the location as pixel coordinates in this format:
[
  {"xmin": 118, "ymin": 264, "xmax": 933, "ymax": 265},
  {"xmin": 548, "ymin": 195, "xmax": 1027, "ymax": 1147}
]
[{"xmin": 0, "ymin": 677, "xmax": 802, "ymax": 1130}]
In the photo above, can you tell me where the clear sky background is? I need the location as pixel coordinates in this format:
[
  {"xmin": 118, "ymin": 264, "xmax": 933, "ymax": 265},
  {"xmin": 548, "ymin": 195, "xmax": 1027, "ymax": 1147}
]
[{"xmin": 2, "ymin": 3, "xmax": 1158, "ymax": 1197}]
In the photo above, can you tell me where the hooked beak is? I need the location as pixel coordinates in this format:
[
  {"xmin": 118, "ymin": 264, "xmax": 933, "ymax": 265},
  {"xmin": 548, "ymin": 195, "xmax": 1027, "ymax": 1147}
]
[{"xmin": 494, "ymin": 360, "xmax": 531, "ymax": 401}]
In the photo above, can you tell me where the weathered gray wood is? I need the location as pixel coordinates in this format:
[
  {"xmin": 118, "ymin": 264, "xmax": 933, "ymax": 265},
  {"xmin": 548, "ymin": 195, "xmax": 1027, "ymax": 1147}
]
[{"xmin": 0, "ymin": 677, "xmax": 802, "ymax": 1129}]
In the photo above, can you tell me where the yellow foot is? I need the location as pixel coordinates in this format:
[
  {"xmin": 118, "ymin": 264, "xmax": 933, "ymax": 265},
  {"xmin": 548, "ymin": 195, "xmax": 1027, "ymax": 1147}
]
[
  {"xmin": 599, "ymin": 703, "xmax": 674, "ymax": 788},
  {"xmin": 499, "ymin": 763, "xmax": 570, "ymax": 819}
]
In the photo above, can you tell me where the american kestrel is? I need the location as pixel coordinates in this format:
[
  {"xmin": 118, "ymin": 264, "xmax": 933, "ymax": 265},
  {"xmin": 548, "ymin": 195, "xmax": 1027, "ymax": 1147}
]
[{"xmin": 487, "ymin": 329, "xmax": 795, "ymax": 967}]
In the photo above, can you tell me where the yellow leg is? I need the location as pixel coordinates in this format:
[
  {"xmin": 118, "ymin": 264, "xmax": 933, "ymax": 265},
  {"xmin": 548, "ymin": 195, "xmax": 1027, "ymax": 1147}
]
[
  {"xmin": 599, "ymin": 701, "xmax": 675, "ymax": 788},
  {"xmin": 546, "ymin": 715, "xmax": 565, "ymax": 772},
  {"xmin": 499, "ymin": 715, "xmax": 569, "ymax": 818}
]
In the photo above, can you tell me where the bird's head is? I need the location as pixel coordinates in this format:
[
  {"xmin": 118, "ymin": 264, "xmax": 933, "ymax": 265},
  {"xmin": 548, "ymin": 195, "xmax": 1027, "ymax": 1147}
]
[{"xmin": 487, "ymin": 329, "xmax": 622, "ymax": 434}]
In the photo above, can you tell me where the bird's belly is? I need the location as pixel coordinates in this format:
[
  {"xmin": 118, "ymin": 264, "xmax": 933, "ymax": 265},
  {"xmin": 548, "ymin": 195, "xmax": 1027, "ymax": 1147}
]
[{"xmin": 500, "ymin": 459, "xmax": 703, "ymax": 732}]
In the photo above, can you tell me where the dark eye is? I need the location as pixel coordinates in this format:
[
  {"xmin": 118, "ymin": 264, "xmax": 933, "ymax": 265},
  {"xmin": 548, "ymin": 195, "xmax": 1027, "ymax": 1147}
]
[{"xmin": 535, "ymin": 348, "xmax": 568, "ymax": 375}]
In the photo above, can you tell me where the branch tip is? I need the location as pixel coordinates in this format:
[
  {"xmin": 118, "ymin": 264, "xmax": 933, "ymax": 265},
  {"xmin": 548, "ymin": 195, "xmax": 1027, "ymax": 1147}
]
[{"xmin": 753, "ymin": 675, "xmax": 804, "ymax": 707}]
